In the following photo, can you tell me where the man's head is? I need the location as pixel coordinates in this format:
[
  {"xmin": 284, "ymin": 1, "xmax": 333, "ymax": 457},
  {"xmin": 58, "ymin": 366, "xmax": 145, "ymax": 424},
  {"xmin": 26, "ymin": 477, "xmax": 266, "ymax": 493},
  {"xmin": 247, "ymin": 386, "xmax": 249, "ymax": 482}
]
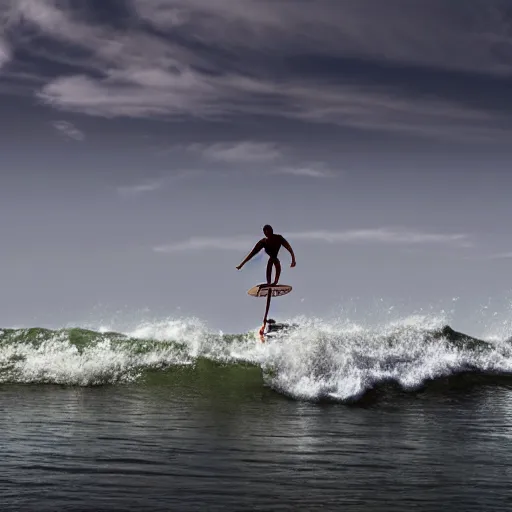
[{"xmin": 263, "ymin": 224, "xmax": 273, "ymax": 237}]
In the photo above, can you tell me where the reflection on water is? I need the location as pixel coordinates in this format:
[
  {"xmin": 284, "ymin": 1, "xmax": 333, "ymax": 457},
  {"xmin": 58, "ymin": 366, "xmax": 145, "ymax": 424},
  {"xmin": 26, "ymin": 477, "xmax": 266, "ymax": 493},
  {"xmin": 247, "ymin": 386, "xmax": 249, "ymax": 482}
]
[{"xmin": 2, "ymin": 383, "xmax": 512, "ymax": 511}]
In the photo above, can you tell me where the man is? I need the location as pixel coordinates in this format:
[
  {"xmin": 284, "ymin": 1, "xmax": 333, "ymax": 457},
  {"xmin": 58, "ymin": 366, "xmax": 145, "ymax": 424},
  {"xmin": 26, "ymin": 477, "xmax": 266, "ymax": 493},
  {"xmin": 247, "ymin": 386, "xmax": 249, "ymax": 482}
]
[
  {"xmin": 236, "ymin": 225, "xmax": 296, "ymax": 285},
  {"xmin": 237, "ymin": 225, "xmax": 296, "ymax": 340}
]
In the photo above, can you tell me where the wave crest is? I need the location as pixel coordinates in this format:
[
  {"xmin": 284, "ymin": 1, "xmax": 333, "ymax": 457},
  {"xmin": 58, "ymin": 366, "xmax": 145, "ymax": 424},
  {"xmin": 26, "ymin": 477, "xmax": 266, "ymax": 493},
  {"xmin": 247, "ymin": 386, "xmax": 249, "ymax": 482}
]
[{"xmin": 1, "ymin": 316, "xmax": 512, "ymax": 401}]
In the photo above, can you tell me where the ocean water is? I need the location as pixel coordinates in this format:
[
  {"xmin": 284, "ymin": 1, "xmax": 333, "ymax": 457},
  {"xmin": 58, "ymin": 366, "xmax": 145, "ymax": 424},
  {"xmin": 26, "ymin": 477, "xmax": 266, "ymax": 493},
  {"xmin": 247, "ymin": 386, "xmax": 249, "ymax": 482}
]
[{"xmin": 2, "ymin": 316, "xmax": 512, "ymax": 510}]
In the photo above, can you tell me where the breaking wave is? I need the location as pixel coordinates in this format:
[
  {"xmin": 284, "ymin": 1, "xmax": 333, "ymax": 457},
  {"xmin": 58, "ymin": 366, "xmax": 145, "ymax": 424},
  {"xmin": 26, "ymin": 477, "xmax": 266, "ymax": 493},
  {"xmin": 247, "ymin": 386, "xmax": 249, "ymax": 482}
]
[{"xmin": 1, "ymin": 315, "xmax": 512, "ymax": 402}]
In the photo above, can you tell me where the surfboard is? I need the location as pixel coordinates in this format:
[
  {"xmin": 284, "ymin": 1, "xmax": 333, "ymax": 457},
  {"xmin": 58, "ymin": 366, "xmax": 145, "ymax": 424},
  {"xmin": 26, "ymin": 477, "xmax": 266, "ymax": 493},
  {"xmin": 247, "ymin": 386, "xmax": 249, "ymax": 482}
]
[{"xmin": 247, "ymin": 283, "xmax": 292, "ymax": 298}]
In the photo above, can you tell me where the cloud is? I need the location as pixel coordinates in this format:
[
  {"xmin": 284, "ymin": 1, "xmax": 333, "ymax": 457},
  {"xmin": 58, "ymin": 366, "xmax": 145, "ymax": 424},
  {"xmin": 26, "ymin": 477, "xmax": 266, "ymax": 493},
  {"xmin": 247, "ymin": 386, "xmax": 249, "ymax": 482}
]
[
  {"xmin": 166, "ymin": 142, "xmax": 339, "ymax": 176},
  {"xmin": 165, "ymin": 141, "xmax": 337, "ymax": 177},
  {"xmin": 117, "ymin": 170, "xmax": 202, "ymax": 197},
  {"xmin": 3, "ymin": 1, "xmax": 512, "ymax": 142},
  {"xmin": 482, "ymin": 252, "xmax": 512, "ymax": 260},
  {"xmin": 132, "ymin": 0, "xmax": 512, "ymax": 75},
  {"xmin": 52, "ymin": 120, "xmax": 85, "ymax": 141},
  {"xmin": 155, "ymin": 236, "xmax": 254, "ymax": 253},
  {"xmin": 289, "ymin": 229, "xmax": 471, "ymax": 246},
  {"xmin": 117, "ymin": 180, "xmax": 164, "ymax": 197},
  {"xmin": 186, "ymin": 141, "xmax": 283, "ymax": 163},
  {"xmin": 277, "ymin": 165, "xmax": 335, "ymax": 178},
  {"xmin": 34, "ymin": 68, "xmax": 498, "ymax": 143},
  {"xmin": 154, "ymin": 227, "xmax": 472, "ymax": 253},
  {"xmin": 0, "ymin": 40, "xmax": 11, "ymax": 69}
]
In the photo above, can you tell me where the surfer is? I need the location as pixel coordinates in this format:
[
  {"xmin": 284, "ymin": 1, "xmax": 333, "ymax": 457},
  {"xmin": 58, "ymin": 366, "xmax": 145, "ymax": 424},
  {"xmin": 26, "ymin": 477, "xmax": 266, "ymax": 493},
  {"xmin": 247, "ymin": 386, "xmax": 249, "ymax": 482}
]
[
  {"xmin": 259, "ymin": 319, "xmax": 299, "ymax": 342},
  {"xmin": 259, "ymin": 318, "xmax": 279, "ymax": 342},
  {"xmin": 236, "ymin": 225, "xmax": 296, "ymax": 285}
]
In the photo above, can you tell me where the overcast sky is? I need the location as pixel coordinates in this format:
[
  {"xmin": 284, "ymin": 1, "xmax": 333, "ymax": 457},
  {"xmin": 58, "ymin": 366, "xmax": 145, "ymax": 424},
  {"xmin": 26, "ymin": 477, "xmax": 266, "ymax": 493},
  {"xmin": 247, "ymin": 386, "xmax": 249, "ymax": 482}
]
[{"xmin": 1, "ymin": 0, "xmax": 512, "ymax": 335}]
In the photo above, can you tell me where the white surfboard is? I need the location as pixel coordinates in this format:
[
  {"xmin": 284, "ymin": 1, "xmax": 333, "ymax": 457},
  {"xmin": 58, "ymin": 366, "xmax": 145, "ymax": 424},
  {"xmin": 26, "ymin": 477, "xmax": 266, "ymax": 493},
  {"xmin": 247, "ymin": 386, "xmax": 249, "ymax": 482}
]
[{"xmin": 247, "ymin": 283, "xmax": 292, "ymax": 298}]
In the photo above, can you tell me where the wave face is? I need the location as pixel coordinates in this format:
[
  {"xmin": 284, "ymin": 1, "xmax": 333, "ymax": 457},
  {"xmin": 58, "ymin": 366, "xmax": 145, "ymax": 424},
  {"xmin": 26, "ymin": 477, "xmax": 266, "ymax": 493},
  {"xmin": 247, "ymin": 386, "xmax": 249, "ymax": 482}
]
[{"xmin": 1, "ymin": 316, "xmax": 512, "ymax": 402}]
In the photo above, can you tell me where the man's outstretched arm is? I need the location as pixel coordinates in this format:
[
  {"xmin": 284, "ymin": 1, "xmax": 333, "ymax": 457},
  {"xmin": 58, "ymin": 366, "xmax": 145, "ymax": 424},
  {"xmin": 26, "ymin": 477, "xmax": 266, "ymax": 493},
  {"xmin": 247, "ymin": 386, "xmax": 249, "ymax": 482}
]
[
  {"xmin": 236, "ymin": 240, "xmax": 264, "ymax": 270},
  {"xmin": 281, "ymin": 237, "xmax": 296, "ymax": 267}
]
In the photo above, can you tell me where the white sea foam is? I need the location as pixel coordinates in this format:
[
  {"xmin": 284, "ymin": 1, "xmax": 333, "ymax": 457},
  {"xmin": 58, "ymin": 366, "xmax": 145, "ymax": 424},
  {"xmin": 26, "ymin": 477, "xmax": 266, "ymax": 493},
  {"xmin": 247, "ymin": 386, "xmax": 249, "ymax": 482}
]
[
  {"xmin": 0, "ymin": 329, "xmax": 191, "ymax": 386},
  {"xmin": 1, "ymin": 314, "xmax": 512, "ymax": 400},
  {"xmin": 256, "ymin": 315, "xmax": 512, "ymax": 401}
]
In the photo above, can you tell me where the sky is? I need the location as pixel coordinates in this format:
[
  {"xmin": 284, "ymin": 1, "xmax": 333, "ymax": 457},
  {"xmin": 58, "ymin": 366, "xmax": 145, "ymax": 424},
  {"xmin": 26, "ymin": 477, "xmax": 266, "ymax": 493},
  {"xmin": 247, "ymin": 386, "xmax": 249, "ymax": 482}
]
[{"xmin": 1, "ymin": 0, "xmax": 512, "ymax": 335}]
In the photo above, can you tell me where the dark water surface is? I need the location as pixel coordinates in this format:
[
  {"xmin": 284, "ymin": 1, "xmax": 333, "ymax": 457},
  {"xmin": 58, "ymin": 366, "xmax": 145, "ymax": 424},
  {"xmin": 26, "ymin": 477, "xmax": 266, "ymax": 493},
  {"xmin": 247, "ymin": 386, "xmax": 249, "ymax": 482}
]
[{"xmin": 2, "ymin": 377, "xmax": 512, "ymax": 511}]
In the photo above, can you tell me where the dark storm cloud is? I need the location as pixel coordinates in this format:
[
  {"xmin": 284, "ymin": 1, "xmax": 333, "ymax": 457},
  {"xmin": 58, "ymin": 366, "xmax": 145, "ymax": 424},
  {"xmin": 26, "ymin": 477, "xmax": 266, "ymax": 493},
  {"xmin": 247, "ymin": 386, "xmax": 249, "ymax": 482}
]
[{"xmin": 1, "ymin": 0, "xmax": 512, "ymax": 141}]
